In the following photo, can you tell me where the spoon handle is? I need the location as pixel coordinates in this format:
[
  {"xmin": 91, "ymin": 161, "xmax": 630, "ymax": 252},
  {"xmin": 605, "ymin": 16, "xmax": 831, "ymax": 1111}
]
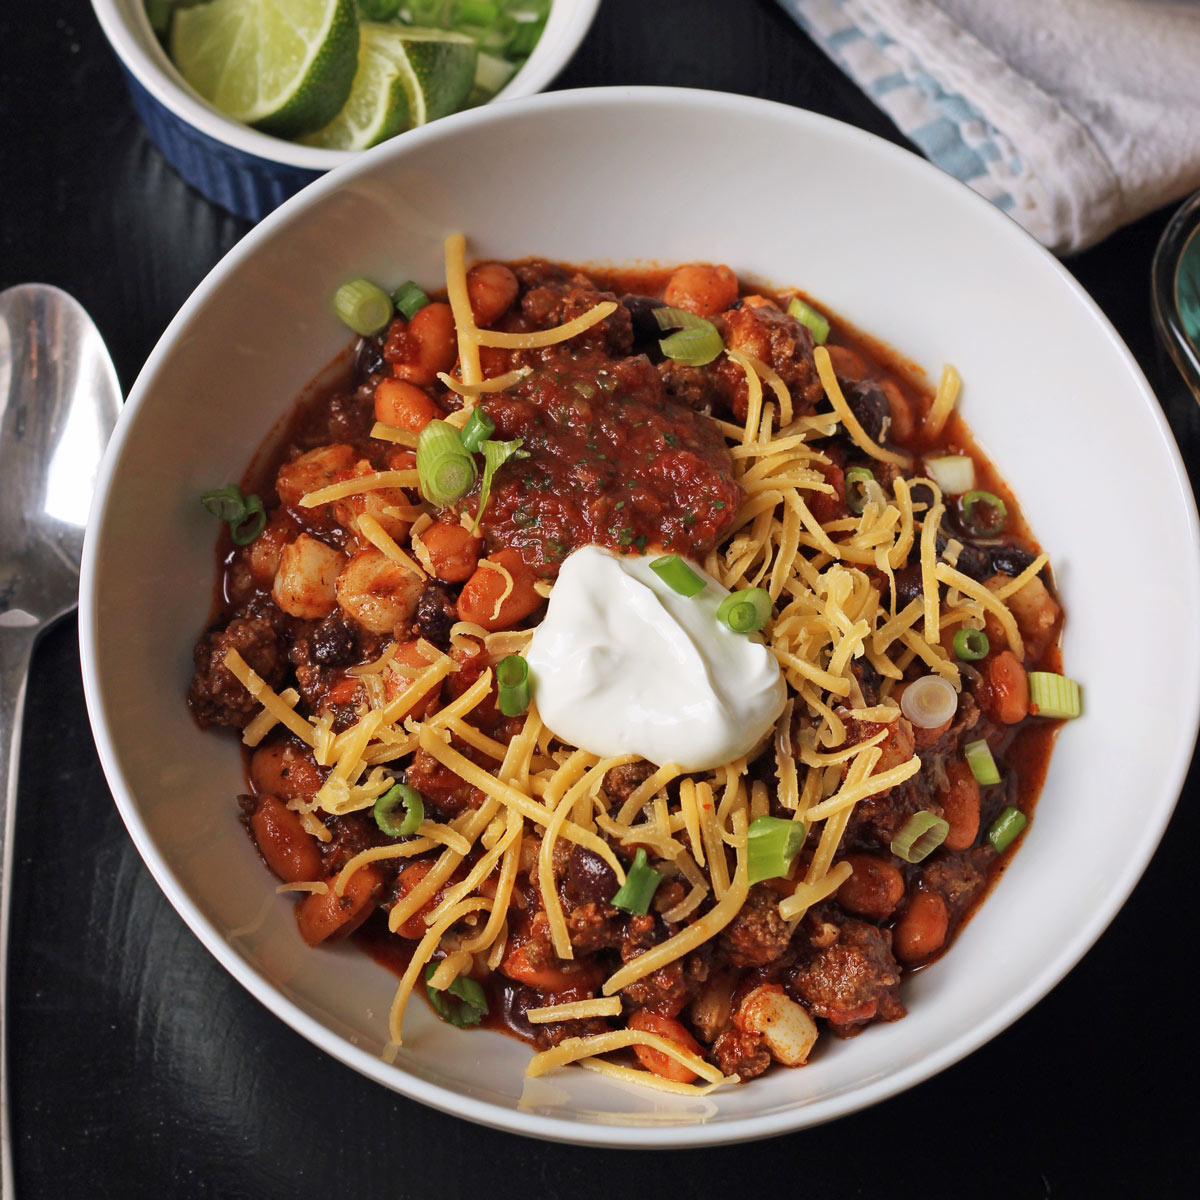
[{"xmin": 1, "ymin": 624, "xmax": 38, "ymax": 1199}]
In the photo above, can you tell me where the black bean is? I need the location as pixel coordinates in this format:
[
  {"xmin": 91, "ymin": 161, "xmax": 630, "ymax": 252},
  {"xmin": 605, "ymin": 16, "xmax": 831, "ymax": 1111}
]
[
  {"xmin": 845, "ymin": 380, "xmax": 889, "ymax": 444},
  {"xmin": 953, "ymin": 542, "xmax": 992, "ymax": 581},
  {"xmin": 310, "ymin": 615, "xmax": 356, "ymax": 666},
  {"xmin": 891, "ymin": 562, "xmax": 925, "ymax": 609},
  {"xmin": 909, "ymin": 482, "xmax": 935, "ymax": 510},
  {"xmin": 990, "ymin": 544, "xmax": 1036, "ymax": 577},
  {"xmin": 355, "ymin": 335, "xmax": 387, "ymax": 378},
  {"xmin": 565, "ymin": 845, "xmax": 619, "ymax": 906},
  {"xmin": 414, "ymin": 583, "xmax": 457, "ymax": 649},
  {"xmin": 621, "ymin": 294, "xmax": 668, "ymax": 360}
]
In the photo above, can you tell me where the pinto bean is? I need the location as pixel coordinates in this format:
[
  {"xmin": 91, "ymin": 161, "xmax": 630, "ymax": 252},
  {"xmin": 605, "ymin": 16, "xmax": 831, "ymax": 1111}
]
[
  {"xmin": 247, "ymin": 513, "xmax": 294, "ymax": 587},
  {"xmin": 981, "ymin": 650, "xmax": 1030, "ymax": 725},
  {"xmin": 456, "ymin": 547, "xmax": 543, "ymax": 631},
  {"xmin": 248, "ymin": 794, "xmax": 323, "ymax": 883},
  {"xmin": 374, "ymin": 378, "xmax": 440, "ymax": 432},
  {"xmin": 466, "ymin": 262, "xmax": 519, "ymax": 326},
  {"xmin": 420, "ymin": 520, "xmax": 483, "ymax": 583},
  {"xmin": 663, "ymin": 264, "xmax": 738, "ymax": 317},
  {"xmin": 837, "ymin": 853, "xmax": 906, "ymax": 919},
  {"xmin": 824, "ymin": 343, "xmax": 867, "ymax": 381},
  {"xmin": 879, "ymin": 378, "xmax": 914, "ymax": 444},
  {"xmin": 250, "ymin": 741, "xmax": 323, "ymax": 802},
  {"xmin": 391, "ymin": 302, "xmax": 457, "ymax": 386},
  {"xmin": 893, "ymin": 889, "xmax": 949, "ymax": 963},
  {"xmin": 295, "ymin": 865, "xmax": 382, "ymax": 946},
  {"xmin": 627, "ymin": 1010, "xmax": 704, "ymax": 1083},
  {"xmin": 940, "ymin": 760, "xmax": 981, "ymax": 850}
]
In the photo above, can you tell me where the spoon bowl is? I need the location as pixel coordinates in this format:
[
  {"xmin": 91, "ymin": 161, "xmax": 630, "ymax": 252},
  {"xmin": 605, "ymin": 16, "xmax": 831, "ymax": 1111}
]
[{"xmin": 0, "ymin": 283, "xmax": 120, "ymax": 1194}]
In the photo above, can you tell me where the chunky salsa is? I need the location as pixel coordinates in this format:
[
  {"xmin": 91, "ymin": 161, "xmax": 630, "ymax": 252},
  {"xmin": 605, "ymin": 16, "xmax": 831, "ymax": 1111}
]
[{"xmin": 188, "ymin": 245, "xmax": 1072, "ymax": 1090}]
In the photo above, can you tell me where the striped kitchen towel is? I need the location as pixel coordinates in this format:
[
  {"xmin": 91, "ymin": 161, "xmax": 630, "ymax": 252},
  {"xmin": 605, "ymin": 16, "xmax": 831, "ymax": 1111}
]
[{"xmin": 778, "ymin": 0, "xmax": 1200, "ymax": 254}]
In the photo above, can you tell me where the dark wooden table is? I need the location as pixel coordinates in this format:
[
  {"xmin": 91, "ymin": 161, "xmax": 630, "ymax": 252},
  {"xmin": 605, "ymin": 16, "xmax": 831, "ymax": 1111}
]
[{"xmin": 3, "ymin": 2, "xmax": 1198, "ymax": 1196}]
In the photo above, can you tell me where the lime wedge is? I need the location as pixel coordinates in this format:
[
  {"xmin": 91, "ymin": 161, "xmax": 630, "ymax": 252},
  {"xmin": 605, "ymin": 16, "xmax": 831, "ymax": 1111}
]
[
  {"xmin": 302, "ymin": 23, "xmax": 478, "ymax": 150},
  {"xmin": 170, "ymin": 0, "xmax": 360, "ymax": 140},
  {"xmin": 393, "ymin": 26, "xmax": 478, "ymax": 126}
]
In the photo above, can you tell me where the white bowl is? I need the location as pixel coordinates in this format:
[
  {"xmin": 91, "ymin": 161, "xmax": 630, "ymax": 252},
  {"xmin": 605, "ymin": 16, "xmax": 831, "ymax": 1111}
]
[
  {"xmin": 80, "ymin": 86, "xmax": 1200, "ymax": 1146},
  {"xmin": 90, "ymin": 0, "xmax": 600, "ymax": 219}
]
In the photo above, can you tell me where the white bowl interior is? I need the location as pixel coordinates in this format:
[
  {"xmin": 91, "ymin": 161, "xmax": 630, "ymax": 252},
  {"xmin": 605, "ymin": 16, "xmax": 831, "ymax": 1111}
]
[
  {"xmin": 93, "ymin": 0, "xmax": 601, "ymax": 170},
  {"xmin": 81, "ymin": 88, "xmax": 1200, "ymax": 1146}
]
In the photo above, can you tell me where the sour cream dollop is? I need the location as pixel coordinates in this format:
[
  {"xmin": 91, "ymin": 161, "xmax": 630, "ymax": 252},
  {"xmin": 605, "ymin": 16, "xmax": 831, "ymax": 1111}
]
[{"xmin": 525, "ymin": 546, "xmax": 786, "ymax": 771}]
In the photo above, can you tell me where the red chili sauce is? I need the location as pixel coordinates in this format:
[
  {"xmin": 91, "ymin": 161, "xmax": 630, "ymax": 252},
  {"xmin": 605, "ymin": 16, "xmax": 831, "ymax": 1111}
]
[{"xmin": 477, "ymin": 354, "xmax": 741, "ymax": 575}]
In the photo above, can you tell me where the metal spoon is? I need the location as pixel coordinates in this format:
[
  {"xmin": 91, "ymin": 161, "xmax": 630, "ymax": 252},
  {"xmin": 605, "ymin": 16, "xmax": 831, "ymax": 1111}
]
[{"xmin": 0, "ymin": 285, "xmax": 120, "ymax": 1197}]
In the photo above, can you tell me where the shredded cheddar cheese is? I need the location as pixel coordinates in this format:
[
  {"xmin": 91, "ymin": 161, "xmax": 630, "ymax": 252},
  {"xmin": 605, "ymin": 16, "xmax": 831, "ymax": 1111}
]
[{"xmin": 216, "ymin": 233, "xmax": 1049, "ymax": 1098}]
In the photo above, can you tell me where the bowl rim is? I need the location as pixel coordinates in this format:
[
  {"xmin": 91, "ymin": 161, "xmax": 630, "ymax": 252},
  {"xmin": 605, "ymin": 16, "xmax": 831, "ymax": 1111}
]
[
  {"xmin": 79, "ymin": 85, "xmax": 1200, "ymax": 1148},
  {"xmin": 89, "ymin": 0, "xmax": 602, "ymax": 171}
]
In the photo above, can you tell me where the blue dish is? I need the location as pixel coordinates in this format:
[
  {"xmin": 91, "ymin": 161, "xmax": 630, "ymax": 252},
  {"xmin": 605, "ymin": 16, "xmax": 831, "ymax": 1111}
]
[{"xmin": 122, "ymin": 67, "xmax": 322, "ymax": 222}]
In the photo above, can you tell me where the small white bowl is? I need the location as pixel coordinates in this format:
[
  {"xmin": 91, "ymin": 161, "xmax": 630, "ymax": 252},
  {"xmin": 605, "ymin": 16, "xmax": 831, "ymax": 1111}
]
[
  {"xmin": 80, "ymin": 87, "xmax": 1200, "ymax": 1147},
  {"xmin": 90, "ymin": 0, "xmax": 600, "ymax": 219}
]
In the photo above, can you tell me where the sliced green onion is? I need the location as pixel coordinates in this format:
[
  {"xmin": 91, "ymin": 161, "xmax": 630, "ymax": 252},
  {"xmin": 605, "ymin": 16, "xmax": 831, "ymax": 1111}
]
[
  {"xmin": 374, "ymin": 783, "xmax": 425, "ymax": 838},
  {"xmin": 473, "ymin": 438, "xmax": 526, "ymax": 529},
  {"xmin": 844, "ymin": 466, "xmax": 875, "ymax": 516},
  {"xmin": 659, "ymin": 325, "xmax": 724, "ymax": 367},
  {"xmin": 960, "ymin": 489, "xmax": 1008, "ymax": 537},
  {"xmin": 963, "ymin": 738, "xmax": 1001, "ymax": 786},
  {"xmin": 716, "ymin": 587, "xmax": 771, "ymax": 634},
  {"xmin": 649, "ymin": 553, "xmax": 706, "ymax": 597},
  {"xmin": 786, "ymin": 296, "xmax": 830, "ymax": 344},
  {"xmin": 900, "ymin": 674, "xmax": 958, "ymax": 730},
  {"xmin": 229, "ymin": 494, "xmax": 266, "ymax": 546},
  {"xmin": 610, "ymin": 848, "xmax": 663, "ymax": 915},
  {"xmin": 924, "ymin": 454, "xmax": 976, "ymax": 496},
  {"xmin": 496, "ymin": 654, "xmax": 530, "ymax": 717},
  {"xmin": 417, "ymin": 419, "xmax": 477, "ymax": 506},
  {"xmin": 459, "ymin": 408, "xmax": 497, "ymax": 454},
  {"xmin": 391, "ymin": 279, "xmax": 431, "ymax": 320},
  {"xmin": 987, "ymin": 806, "xmax": 1027, "ymax": 853},
  {"xmin": 424, "ymin": 963, "xmax": 488, "ymax": 1027},
  {"xmin": 201, "ymin": 484, "xmax": 248, "ymax": 523},
  {"xmin": 652, "ymin": 305, "xmax": 713, "ymax": 332},
  {"xmin": 746, "ymin": 815, "xmax": 806, "ymax": 885},
  {"xmin": 202, "ymin": 484, "xmax": 265, "ymax": 545},
  {"xmin": 890, "ymin": 811, "xmax": 949, "ymax": 863},
  {"xmin": 334, "ymin": 277, "xmax": 394, "ymax": 337},
  {"xmin": 1028, "ymin": 672, "xmax": 1082, "ymax": 719},
  {"xmin": 953, "ymin": 627, "xmax": 990, "ymax": 661}
]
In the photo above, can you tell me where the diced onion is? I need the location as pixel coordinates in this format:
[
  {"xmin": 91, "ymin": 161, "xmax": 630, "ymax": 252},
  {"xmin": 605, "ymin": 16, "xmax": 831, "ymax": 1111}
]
[
  {"xmin": 900, "ymin": 674, "xmax": 958, "ymax": 729},
  {"xmin": 924, "ymin": 454, "xmax": 976, "ymax": 496}
]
